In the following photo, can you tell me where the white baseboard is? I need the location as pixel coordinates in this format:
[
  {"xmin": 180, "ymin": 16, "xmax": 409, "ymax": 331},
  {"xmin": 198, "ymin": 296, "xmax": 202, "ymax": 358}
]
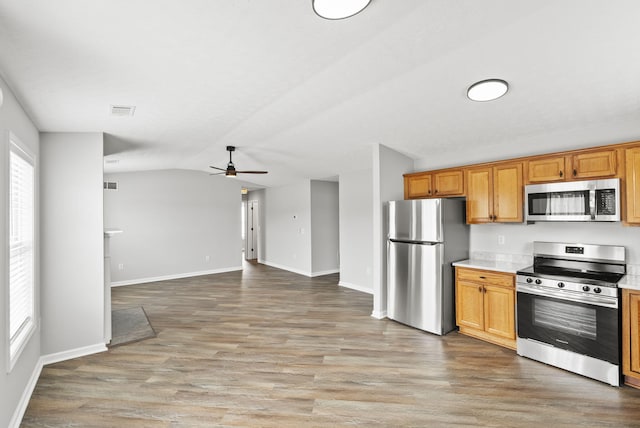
[
  {"xmin": 110, "ymin": 266, "xmax": 243, "ymax": 287},
  {"xmin": 338, "ymin": 281, "xmax": 373, "ymax": 294},
  {"xmin": 9, "ymin": 358, "xmax": 43, "ymax": 428},
  {"xmin": 261, "ymin": 260, "xmax": 311, "ymax": 277},
  {"xmin": 261, "ymin": 261, "xmax": 340, "ymax": 278},
  {"xmin": 10, "ymin": 342, "xmax": 107, "ymax": 428},
  {"xmin": 371, "ymin": 309, "xmax": 388, "ymax": 319},
  {"xmin": 40, "ymin": 342, "xmax": 107, "ymax": 366}
]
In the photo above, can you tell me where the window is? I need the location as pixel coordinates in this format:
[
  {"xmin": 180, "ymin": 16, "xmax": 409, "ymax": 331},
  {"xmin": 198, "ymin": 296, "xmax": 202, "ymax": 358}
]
[{"xmin": 8, "ymin": 135, "xmax": 35, "ymax": 371}]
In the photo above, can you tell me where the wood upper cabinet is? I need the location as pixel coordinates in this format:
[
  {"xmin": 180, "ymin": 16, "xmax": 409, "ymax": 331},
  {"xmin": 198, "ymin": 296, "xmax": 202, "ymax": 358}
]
[
  {"xmin": 570, "ymin": 149, "xmax": 618, "ymax": 179},
  {"xmin": 526, "ymin": 156, "xmax": 566, "ymax": 183},
  {"xmin": 404, "ymin": 169, "xmax": 464, "ymax": 199},
  {"xmin": 405, "ymin": 172, "xmax": 432, "ymax": 199},
  {"xmin": 455, "ymin": 267, "xmax": 516, "ymax": 350},
  {"xmin": 466, "ymin": 162, "xmax": 523, "ymax": 224},
  {"xmin": 622, "ymin": 289, "xmax": 640, "ymax": 389},
  {"xmin": 526, "ymin": 149, "xmax": 619, "ymax": 184},
  {"xmin": 625, "ymin": 146, "xmax": 640, "ymax": 224}
]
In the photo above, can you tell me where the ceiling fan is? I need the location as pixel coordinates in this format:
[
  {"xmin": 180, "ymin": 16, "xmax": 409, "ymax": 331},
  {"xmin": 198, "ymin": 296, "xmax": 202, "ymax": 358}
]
[{"xmin": 210, "ymin": 146, "xmax": 268, "ymax": 177}]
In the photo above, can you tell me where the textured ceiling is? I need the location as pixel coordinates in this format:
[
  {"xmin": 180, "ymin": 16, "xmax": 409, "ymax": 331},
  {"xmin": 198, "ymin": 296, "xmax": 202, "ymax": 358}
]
[{"xmin": 1, "ymin": 1, "xmax": 639, "ymax": 187}]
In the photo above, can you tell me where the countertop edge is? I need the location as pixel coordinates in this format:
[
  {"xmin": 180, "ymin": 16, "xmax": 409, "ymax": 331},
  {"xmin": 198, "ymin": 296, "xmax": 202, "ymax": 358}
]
[{"xmin": 452, "ymin": 259, "xmax": 530, "ymax": 274}]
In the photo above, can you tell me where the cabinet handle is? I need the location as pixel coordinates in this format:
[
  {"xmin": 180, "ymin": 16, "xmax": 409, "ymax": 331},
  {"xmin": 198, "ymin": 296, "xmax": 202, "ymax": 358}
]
[
  {"xmin": 427, "ymin": 190, "xmax": 431, "ymax": 194},
  {"xmin": 573, "ymin": 169, "xmax": 577, "ymax": 176},
  {"xmin": 483, "ymin": 287, "xmax": 487, "ymax": 293},
  {"xmin": 478, "ymin": 286, "xmax": 482, "ymax": 292},
  {"xmin": 559, "ymin": 170, "xmax": 563, "ymax": 177},
  {"xmin": 434, "ymin": 189, "xmax": 438, "ymax": 194},
  {"xmin": 479, "ymin": 276, "xmax": 486, "ymax": 279}
]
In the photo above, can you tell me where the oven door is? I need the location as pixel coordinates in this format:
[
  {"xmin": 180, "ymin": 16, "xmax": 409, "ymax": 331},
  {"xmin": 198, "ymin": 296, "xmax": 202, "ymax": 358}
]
[{"xmin": 516, "ymin": 284, "xmax": 619, "ymax": 364}]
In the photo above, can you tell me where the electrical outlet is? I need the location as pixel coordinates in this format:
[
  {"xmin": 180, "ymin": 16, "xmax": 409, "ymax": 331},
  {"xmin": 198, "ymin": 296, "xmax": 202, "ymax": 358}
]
[
  {"xmin": 118, "ymin": 263, "xmax": 124, "ymax": 270},
  {"xmin": 205, "ymin": 255, "xmax": 210, "ymax": 262},
  {"xmin": 497, "ymin": 235, "xmax": 505, "ymax": 245}
]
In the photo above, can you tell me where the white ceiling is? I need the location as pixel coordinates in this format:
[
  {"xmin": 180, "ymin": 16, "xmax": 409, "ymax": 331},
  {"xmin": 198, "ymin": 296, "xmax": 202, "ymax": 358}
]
[{"xmin": 1, "ymin": 1, "xmax": 640, "ymax": 188}]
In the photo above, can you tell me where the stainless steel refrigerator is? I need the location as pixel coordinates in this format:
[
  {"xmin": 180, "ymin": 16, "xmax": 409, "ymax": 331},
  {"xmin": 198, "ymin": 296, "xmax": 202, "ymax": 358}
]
[{"xmin": 387, "ymin": 198, "xmax": 469, "ymax": 335}]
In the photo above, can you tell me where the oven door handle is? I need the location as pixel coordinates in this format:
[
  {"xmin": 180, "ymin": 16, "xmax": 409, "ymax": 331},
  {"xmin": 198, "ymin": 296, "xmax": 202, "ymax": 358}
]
[{"xmin": 516, "ymin": 283, "xmax": 618, "ymax": 308}]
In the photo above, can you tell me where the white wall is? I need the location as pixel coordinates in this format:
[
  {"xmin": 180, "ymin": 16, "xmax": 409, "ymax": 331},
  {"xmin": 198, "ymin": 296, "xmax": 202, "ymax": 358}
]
[
  {"xmin": 263, "ymin": 180, "xmax": 313, "ymax": 275},
  {"xmin": 103, "ymin": 169, "xmax": 243, "ymax": 285},
  {"xmin": 311, "ymin": 181, "xmax": 339, "ymax": 275},
  {"xmin": 470, "ymin": 222, "xmax": 640, "ymax": 265},
  {"xmin": 0, "ymin": 75, "xmax": 41, "ymax": 428},
  {"xmin": 372, "ymin": 144, "xmax": 414, "ymax": 318},
  {"xmin": 339, "ymin": 169, "xmax": 374, "ymax": 293},
  {"xmin": 40, "ymin": 133, "xmax": 105, "ymax": 358}
]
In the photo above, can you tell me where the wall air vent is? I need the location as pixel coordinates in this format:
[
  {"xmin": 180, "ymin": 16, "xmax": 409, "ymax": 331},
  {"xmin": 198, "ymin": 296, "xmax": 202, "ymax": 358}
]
[
  {"xmin": 103, "ymin": 181, "xmax": 118, "ymax": 190},
  {"xmin": 110, "ymin": 105, "xmax": 136, "ymax": 117}
]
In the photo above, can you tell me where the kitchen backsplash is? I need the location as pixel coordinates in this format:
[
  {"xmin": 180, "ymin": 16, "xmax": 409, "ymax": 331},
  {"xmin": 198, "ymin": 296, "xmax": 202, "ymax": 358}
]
[{"xmin": 469, "ymin": 251, "xmax": 532, "ymax": 266}]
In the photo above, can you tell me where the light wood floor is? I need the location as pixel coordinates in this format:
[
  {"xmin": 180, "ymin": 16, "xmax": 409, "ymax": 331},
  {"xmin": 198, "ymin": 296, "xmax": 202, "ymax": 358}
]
[{"xmin": 22, "ymin": 262, "xmax": 640, "ymax": 427}]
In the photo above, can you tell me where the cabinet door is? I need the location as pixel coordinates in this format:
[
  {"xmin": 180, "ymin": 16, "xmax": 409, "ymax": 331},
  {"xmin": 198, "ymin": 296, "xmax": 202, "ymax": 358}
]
[
  {"xmin": 483, "ymin": 285, "xmax": 515, "ymax": 340},
  {"xmin": 571, "ymin": 149, "xmax": 617, "ymax": 179},
  {"xmin": 466, "ymin": 167, "xmax": 493, "ymax": 224},
  {"xmin": 626, "ymin": 147, "xmax": 640, "ymax": 223},
  {"xmin": 456, "ymin": 280, "xmax": 484, "ymax": 330},
  {"xmin": 493, "ymin": 162, "xmax": 523, "ymax": 223},
  {"xmin": 405, "ymin": 174, "xmax": 432, "ymax": 199},
  {"xmin": 628, "ymin": 292, "xmax": 640, "ymax": 374},
  {"xmin": 526, "ymin": 156, "xmax": 566, "ymax": 183},
  {"xmin": 433, "ymin": 170, "xmax": 464, "ymax": 196}
]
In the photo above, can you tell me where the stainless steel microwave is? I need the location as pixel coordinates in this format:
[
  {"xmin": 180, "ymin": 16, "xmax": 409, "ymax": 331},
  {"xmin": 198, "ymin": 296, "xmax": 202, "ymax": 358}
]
[{"xmin": 525, "ymin": 178, "xmax": 620, "ymax": 222}]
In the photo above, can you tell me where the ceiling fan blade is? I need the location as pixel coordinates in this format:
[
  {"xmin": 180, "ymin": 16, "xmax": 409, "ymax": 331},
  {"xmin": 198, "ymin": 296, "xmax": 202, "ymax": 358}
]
[
  {"xmin": 209, "ymin": 172, "xmax": 226, "ymax": 175},
  {"xmin": 209, "ymin": 165, "xmax": 226, "ymax": 171},
  {"xmin": 236, "ymin": 170, "xmax": 268, "ymax": 174}
]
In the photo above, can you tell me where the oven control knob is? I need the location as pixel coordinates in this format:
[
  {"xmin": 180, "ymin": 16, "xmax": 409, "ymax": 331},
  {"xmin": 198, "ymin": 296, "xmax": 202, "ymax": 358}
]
[
  {"xmin": 526, "ymin": 277, "xmax": 533, "ymax": 283},
  {"xmin": 557, "ymin": 282, "xmax": 565, "ymax": 288},
  {"xmin": 594, "ymin": 287, "xmax": 602, "ymax": 294},
  {"xmin": 582, "ymin": 285, "xmax": 591, "ymax": 292},
  {"xmin": 535, "ymin": 279, "xmax": 542, "ymax": 285}
]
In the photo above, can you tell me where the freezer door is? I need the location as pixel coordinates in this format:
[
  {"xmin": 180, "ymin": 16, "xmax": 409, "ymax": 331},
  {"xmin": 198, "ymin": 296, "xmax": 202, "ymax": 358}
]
[
  {"xmin": 387, "ymin": 240, "xmax": 444, "ymax": 334},
  {"xmin": 388, "ymin": 199, "xmax": 442, "ymax": 242}
]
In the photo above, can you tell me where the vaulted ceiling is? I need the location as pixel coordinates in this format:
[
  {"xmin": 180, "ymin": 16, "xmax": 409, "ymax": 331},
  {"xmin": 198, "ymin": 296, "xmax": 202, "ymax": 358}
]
[{"xmin": 1, "ymin": 1, "xmax": 639, "ymax": 187}]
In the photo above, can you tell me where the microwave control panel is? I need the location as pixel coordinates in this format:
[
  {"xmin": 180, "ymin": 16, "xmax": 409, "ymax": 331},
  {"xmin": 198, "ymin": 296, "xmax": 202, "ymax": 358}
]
[{"xmin": 596, "ymin": 189, "xmax": 617, "ymax": 215}]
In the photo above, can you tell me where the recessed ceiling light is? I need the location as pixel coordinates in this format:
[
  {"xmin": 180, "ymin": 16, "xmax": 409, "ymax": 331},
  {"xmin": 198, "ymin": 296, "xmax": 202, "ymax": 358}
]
[
  {"xmin": 467, "ymin": 79, "xmax": 509, "ymax": 102},
  {"xmin": 313, "ymin": 0, "xmax": 371, "ymax": 20}
]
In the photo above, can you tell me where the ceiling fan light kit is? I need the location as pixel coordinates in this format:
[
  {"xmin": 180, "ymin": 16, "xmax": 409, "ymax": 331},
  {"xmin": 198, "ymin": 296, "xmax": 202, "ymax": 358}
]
[
  {"xmin": 210, "ymin": 146, "xmax": 268, "ymax": 177},
  {"xmin": 313, "ymin": 0, "xmax": 371, "ymax": 20},
  {"xmin": 467, "ymin": 79, "xmax": 509, "ymax": 102}
]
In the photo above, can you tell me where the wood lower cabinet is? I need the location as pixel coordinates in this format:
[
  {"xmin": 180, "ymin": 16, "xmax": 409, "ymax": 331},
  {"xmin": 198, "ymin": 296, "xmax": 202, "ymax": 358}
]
[
  {"xmin": 626, "ymin": 146, "xmax": 640, "ymax": 224},
  {"xmin": 455, "ymin": 267, "xmax": 516, "ymax": 350},
  {"xmin": 622, "ymin": 288, "xmax": 640, "ymax": 388},
  {"xmin": 404, "ymin": 169, "xmax": 464, "ymax": 199},
  {"xmin": 466, "ymin": 162, "xmax": 523, "ymax": 224}
]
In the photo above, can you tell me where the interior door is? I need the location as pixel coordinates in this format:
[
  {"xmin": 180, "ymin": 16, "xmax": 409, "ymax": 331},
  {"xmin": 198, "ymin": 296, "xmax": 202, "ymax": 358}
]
[{"xmin": 246, "ymin": 200, "xmax": 259, "ymax": 260}]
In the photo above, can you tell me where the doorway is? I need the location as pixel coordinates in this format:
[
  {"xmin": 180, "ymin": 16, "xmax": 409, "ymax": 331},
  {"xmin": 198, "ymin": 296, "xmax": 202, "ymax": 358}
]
[{"xmin": 246, "ymin": 200, "xmax": 259, "ymax": 261}]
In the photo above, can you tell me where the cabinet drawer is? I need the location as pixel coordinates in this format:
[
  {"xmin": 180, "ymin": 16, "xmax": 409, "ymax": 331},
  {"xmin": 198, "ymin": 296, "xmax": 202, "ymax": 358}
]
[{"xmin": 456, "ymin": 268, "xmax": 514, "ymax": 288}]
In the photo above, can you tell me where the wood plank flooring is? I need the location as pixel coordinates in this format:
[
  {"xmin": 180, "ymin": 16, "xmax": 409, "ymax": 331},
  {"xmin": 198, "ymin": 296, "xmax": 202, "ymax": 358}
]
[{"xmin": 22, "ymin": 262, "xmax": 640, "ymax": 427}]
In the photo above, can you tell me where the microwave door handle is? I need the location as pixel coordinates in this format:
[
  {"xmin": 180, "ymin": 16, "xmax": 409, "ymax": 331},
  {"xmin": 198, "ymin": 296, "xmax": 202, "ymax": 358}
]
[{"xmin": 589, "ymin": 189, "xmax": 596, "ymax": 220}]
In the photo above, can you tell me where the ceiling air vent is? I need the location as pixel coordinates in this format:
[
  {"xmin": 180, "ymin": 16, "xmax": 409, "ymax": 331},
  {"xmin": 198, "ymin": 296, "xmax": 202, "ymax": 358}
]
[
  {"xmin": 110, "ymin": 105, "xmax": 136, "ymax": 117},
  {"xmin": 103, "ymin": 181, "xmax": 118, "ymax": 190}
]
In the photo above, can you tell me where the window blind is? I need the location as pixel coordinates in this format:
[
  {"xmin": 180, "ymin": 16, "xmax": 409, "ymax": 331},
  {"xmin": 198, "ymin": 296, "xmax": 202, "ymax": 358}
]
[{"xmin": 9, "ymin": 139, "xmax": 35, "ymax": 367}]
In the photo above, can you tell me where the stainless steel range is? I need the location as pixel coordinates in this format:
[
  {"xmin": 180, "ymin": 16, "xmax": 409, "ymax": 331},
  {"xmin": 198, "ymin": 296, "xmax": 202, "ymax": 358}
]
[{"xmin": 516, "ymin": 241, "xmax": 626, "ymax": 386}]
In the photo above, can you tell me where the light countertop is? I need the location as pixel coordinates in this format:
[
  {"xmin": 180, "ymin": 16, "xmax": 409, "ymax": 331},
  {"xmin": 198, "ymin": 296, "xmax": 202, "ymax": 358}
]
[
  {"xmin": 452, "ymin": 259, "xmax": 531, "ymax": 274},
  {"xmin": 618, "ymin": 275, "xmax": 640, "ymax": 291}
]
